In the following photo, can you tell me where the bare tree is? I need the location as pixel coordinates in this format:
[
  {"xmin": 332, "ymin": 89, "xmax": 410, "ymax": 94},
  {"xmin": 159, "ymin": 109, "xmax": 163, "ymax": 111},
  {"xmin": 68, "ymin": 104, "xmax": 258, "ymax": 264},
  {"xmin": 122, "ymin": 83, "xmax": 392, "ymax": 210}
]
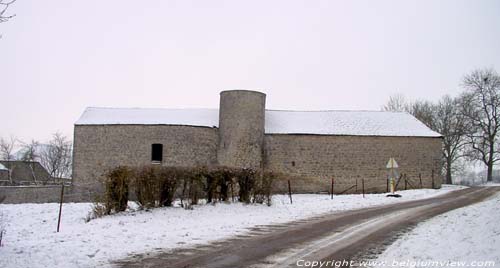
[
  {"xmin": 0, "ymin": 136, "xmax": 16, "ymax": 160},
  {"xmin": 20, "ymin": 139, "xmax": 40, "ymax": 161},
  {"xmin": 434, "ymin": 95, "xmax": 469, "ymax": 184},
  {"xmin": 0, "ymin": 136, "xmax": 17, "ymax": 184},
  {"xmin": 382, "ymin": 95, "xmax": 435, "ymax": 128},
  {"xmin": 0, "ymin": 0, "xmax": 16, "ymax": 23},
  {"xmin": 40, "ymin": 133, "xmax": 73, "ymax": 180},
  {"xmin": 383, "ymin": 94, "xmax": 471, "ymax": 185},
  {"xmin": 408, "ymin": 100, "xmax": 435, "ymax": 129},
  {"xmin": 460, "ymin": 68, "xmax": 500, "ymax": 182},
  {"xmin": 20, "ymin": 139, "xmax": 41, "ymax": 183},
  {"xmin": 409, "ymin": 97, "xmax": 469, "ymax": 184},
  {"xmin": 382, "ymin": 93, "xmax": 410, "ymax": 112},
  {"xmin": 404, "ymin": 97, "xmax": 467, "ymax": 184}
]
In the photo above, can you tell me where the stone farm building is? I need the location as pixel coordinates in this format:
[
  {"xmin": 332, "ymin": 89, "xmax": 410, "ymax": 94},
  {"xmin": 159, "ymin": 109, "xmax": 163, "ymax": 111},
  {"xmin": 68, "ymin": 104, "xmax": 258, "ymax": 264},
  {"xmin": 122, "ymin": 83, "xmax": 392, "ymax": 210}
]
[
  {"xmin": 0, "ymin": 163, "xmax": 9, "ymax": 183},
  {"xmin": 72, "ymin": 90, "xmax": 442, "ymax": 197},
  {"xmin": 0, "ymin": 160, "xmax": 52, "ymax": 186}
]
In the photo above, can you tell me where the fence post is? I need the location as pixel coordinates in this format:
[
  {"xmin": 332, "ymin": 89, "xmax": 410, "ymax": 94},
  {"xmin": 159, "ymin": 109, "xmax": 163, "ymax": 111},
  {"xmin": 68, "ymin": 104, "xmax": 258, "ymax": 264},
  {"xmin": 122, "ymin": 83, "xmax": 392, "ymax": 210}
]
[
  {"xmin": 362, "ymin": 179, "xmax": 365, "ymax": 198},
  {"xmin": 331, "ymin": 178, "xmax": 334, "ymax": 200},
  {"xmin": 386, "ymin": 176, "xmax": 389, "ymax": 192},
  {"xmin": 431, "ymin": 170, "xmax": 435, "ymax": 189},
  {"xmin": 287, "ymin": 180, "xmax": 293, "ymax": 204},
  {"xmin": 395, "ymin": 174, "xmax": 403, "ymax": 191},
  {"xmin": 231, "ymin": 183, "xmax": 234, "ymax": 202},
  {"xmin": 405, "ymin": 177, "xmax": 407, "ymax": 190},
  {"xmin": 57, "ymin": 184, "xmax": 65, "ymax": 233}
]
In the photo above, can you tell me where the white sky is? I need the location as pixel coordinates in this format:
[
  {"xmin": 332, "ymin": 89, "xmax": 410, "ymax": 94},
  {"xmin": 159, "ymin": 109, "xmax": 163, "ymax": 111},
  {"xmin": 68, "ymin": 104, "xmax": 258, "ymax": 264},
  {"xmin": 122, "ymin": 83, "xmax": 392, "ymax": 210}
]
[{"xmin": 1, "ymin": 0, "xmax": 499, "ymax": 143}]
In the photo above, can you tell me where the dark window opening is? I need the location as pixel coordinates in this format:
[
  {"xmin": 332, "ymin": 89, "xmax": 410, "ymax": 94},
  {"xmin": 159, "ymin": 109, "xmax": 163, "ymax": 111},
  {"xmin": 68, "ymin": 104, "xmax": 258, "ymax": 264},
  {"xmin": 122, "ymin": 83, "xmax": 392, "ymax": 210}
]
[
  {"xmin": 152, "ymin": 144, "xmax": 163, "ymax": 162},
  {"xmin": 291, "ymin": 161, "xmax": 296, "ymax": 167}
]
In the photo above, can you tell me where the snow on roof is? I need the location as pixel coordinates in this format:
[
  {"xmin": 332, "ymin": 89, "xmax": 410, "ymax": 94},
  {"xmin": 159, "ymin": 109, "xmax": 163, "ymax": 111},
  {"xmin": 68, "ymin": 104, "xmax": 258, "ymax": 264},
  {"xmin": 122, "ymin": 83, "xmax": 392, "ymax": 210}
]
[
  {"xmin": 75, "ymin": 107, "xmax": 441, "ymax": 137},
  {"xmin": 0, "ymin": 163, "xmax": 7, "ymax": 170},
  {"xmin": 76, "ymin": 107, "xmax": 219, "ymax": 128},
  {"xmin": 265, "ymin": 110, "xmax": 441, "ymax": 137}
]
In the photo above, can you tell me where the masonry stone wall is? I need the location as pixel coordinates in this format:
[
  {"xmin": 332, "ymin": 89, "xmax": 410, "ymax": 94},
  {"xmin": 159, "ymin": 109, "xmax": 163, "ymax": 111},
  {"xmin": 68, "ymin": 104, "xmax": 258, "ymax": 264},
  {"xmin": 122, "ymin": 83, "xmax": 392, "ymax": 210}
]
[
  {"xmin": 0, "ymin": 186, "xmax": 71, "ymax": 204},
  {"xmin": 72, "ymin": 125, "xmax": 218, "ymax": 195},
  {"xmin": 264, "ymin": 134, "xmax": 443, "ymax": 194},
  {"xmin": 72, "ymin": 125, "xmax": 442, "ymax": 199},
  {"xmin": 0, "ymin": 170, "xmax": 8, "ymax": 182},
  {"xmin": 217, "ymin": 90, "xmax": 266, "ymax": 169}
]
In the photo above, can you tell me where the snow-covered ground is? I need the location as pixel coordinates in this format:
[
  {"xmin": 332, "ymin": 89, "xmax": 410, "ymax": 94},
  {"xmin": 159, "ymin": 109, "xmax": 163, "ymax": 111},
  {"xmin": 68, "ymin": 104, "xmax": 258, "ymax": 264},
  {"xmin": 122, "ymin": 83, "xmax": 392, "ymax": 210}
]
[
  {"xmin": 482, "ymin": 182, "xmax": 500, "ymax": 186},
  {"xmin": 0, "ymin": 185, "xmax": 464, "ymax": 268},
  {"xmin": 375, "ymin": 191, "xmax": 500, "ymax": 268}
]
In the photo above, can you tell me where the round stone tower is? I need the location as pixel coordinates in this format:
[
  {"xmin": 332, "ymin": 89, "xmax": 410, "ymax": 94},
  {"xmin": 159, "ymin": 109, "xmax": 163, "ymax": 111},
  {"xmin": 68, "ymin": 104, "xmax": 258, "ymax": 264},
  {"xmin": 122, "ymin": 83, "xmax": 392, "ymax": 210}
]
[{"xmin": 217, "ymin": 90, "xmax": 266, "ymax": 170}]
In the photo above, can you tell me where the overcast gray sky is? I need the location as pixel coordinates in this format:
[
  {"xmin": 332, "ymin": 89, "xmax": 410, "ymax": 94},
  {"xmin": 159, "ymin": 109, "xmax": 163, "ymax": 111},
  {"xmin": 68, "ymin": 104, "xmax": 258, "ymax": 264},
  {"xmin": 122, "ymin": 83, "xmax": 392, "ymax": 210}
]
[{"xmin": 1, "ymin": 0, "xmax": 499, "ymax": 143}]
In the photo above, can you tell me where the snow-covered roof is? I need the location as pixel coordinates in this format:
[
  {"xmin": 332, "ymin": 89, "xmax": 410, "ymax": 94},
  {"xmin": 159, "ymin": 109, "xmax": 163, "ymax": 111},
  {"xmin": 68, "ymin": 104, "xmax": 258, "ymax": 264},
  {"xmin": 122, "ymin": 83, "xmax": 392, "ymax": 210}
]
[
  {"xmin": 75, "ymin": 107, "xmax": 441, "ymax": 137},
  {"xmin": 265, "ymin": 110, "xmax": 441, "ymax": 137},
  {"xmin": 76, "ymin": 107, "xmax": 219, "ymax": 128},
  {"xmin": 14, "ymin": 144, "xmax": 50, "ymax": 162},
  {"xmin": 0, "ymin": 163, "xmax": 7, "ymax": 170}
]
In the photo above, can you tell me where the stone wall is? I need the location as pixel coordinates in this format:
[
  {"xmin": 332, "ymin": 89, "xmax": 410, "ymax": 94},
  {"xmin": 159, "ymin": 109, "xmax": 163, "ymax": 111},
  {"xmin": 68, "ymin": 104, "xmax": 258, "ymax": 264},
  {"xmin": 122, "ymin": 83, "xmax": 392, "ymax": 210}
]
[
  {"xmin": 72, "ymin": 124, "xmax": 442, "ymax": 199},
  {"xmin": 72, "ymin": 125, "xmax": 218, "ymax": 195},
  {"xmin": 264, "ymin": 134, "xmax": 443, "ymax": 194},
  {"xmin": 217, "ymin": 90, "xmax": 266, "ymax": 169},
  {"xmin": 0, "ymin": 185, "xmax": 70, "ymax": 204},
  {"xmin": 0, "ymin": 170, "xmax": 8, "ymax": 182}
]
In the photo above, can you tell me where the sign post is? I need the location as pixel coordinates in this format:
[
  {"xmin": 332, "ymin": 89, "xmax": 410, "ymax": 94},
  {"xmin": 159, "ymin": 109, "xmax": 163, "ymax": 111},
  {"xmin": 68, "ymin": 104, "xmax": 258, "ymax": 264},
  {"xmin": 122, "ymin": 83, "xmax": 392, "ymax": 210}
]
[
  {"xmin": 386, "ymin": 157, "xmax": 401, "ymax": 198},
  {"xmin": 57, "ymin": 184, "xmax": 65, "ymax": 232}
]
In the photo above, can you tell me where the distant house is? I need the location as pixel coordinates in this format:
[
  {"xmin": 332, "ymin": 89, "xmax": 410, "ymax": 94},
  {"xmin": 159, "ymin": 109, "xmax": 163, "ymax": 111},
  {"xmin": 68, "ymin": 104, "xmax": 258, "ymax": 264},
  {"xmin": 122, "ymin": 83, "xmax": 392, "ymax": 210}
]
[
  {"xmin": 0, "ymin": 161, "xmax": 52, "ymax": 186},
  {"xmin": 14, "ymin": 143, "xmax": 50, "ymax": 163},
  {"xmin": 0, "ymin": 163, "xmax": 8, "ymax": 183}
]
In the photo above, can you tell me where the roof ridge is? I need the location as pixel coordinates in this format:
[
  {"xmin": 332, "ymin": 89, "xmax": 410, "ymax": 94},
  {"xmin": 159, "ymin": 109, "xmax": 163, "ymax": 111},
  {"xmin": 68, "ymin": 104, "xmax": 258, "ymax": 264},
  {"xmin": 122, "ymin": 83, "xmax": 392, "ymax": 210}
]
[
  {"xmin": 266, "ymin": 109, "xmax": 408, "ymax": 114},
  {"xmin": 86, "ymin": 107, "xmax": 218, "ymax": 110},
  {"xmin": 0, "ymin": 160, "xmax": 42, "ymax": 164},
  {"xmin": 85, "ymin": 107, "xmax": 408, "ymax": 114}
]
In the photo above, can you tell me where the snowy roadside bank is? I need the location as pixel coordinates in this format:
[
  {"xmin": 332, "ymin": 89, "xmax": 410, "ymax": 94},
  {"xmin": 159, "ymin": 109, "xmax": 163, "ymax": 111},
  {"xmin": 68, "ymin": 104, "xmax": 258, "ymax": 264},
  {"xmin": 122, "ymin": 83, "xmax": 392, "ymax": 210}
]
[
  {"xmin": 0, "ymin": 185, "xmax": 464, "ymax": 268},
  {"xmin": 375, "ymin": 190, "xmax": 500, "ymax": 267}
]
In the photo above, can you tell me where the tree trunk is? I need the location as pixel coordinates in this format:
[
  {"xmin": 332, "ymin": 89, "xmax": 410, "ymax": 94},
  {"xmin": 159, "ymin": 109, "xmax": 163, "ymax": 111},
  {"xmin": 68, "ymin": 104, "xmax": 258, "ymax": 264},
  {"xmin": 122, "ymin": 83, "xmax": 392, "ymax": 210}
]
[
  {"xmin": 445, "ymin": 159, "xmax": 453, "ymax": 185},
  {"xmin": 487, "ymin": 141, "xmax": 494, "ymax": 182},
  {"xmin": 487, "ymin": 163, "xmax": 493, "ymax": 182}
]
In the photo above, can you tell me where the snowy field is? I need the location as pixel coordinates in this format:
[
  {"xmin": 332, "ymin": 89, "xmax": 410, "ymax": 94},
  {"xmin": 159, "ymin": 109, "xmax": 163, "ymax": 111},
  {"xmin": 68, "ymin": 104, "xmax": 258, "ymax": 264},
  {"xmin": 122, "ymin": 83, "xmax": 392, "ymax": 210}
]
[
  {"xmin": 0, "ymin": 186, "xmax": 464, "ymax": 268},
  {"xmin": 375, "ymin": 187, "xmax": 500, "ymax": 267}
]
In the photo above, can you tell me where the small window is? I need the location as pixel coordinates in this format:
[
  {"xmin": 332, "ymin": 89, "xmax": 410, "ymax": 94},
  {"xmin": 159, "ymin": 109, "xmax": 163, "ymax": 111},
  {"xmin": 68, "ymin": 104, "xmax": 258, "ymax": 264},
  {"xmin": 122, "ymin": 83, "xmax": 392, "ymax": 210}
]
[
  {"xmin": 291, "ymin": 161, "xmax": 296, "ymax": 167},
  {"xmin": 151, "ymin": 144, "xmax": 163, "ymax": 162}
]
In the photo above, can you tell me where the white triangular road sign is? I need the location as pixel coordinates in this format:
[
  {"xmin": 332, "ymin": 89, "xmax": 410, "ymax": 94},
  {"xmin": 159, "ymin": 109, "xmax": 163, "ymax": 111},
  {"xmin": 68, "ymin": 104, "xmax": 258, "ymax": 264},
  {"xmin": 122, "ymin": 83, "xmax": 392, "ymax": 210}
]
[{"xmin": 386, "ymin": 157, "xmax": 399, "ymax": 169}]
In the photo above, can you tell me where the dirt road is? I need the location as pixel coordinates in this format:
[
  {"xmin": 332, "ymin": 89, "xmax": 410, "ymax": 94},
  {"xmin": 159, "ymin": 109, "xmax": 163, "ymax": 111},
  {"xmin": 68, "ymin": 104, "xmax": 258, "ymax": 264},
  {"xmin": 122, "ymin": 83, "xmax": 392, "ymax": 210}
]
[{"xmin": 116, "ymin": 186, "xmax": 500, "ymax": 268}]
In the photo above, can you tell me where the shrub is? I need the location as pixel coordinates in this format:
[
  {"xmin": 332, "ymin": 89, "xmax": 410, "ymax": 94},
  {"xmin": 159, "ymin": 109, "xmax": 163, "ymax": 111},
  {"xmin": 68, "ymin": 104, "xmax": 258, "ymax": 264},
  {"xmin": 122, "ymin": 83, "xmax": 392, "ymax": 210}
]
[
  {"xmin": 199, "ymin": 167, "xmax": 277, "ymax": 205},
  {"xmin": 219, "ymin": 168, "xmax": 235, "ymax": 202},
  {"xmin": 236, "ymin": 168, "xmax": 257, "ymax": 203},
  {"xmin": 188, "ymin": 170, "xmax": 204, "ymax": 206},
  {"xmin": 253, "ymin": 171, "xmax": 278, "ymax": 206},
  {"xmin": 206, "ymin": 166, "xmax": 238, "ymax": 203},
  {"xmin": 133, "ymin": 166, "xmax": 160, "ymax": 209},
  {"xmin": 199, "ymin": 166, "xmax": 245, "ymax": 203},
  {"xmin": 201, "ymin": 167, "xmax": 215, "ymax": 203},
  {"xmin": 103, "ymin": 166, "xmax": 131, "ymax": 214},
  {"xmin": 131, "ymin": 165, "xmax": 184, "ymax": 208},
  {"xmin": 89, "ymin": 164, "xmax": 279, "ymax": 220},
  {"xmin": 158, "ymin": 166, "xmax": 182, "ymax": 207},
  {"xmin": 85, "ymin": 200, "xmax": 108, "ymax": 222}
]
